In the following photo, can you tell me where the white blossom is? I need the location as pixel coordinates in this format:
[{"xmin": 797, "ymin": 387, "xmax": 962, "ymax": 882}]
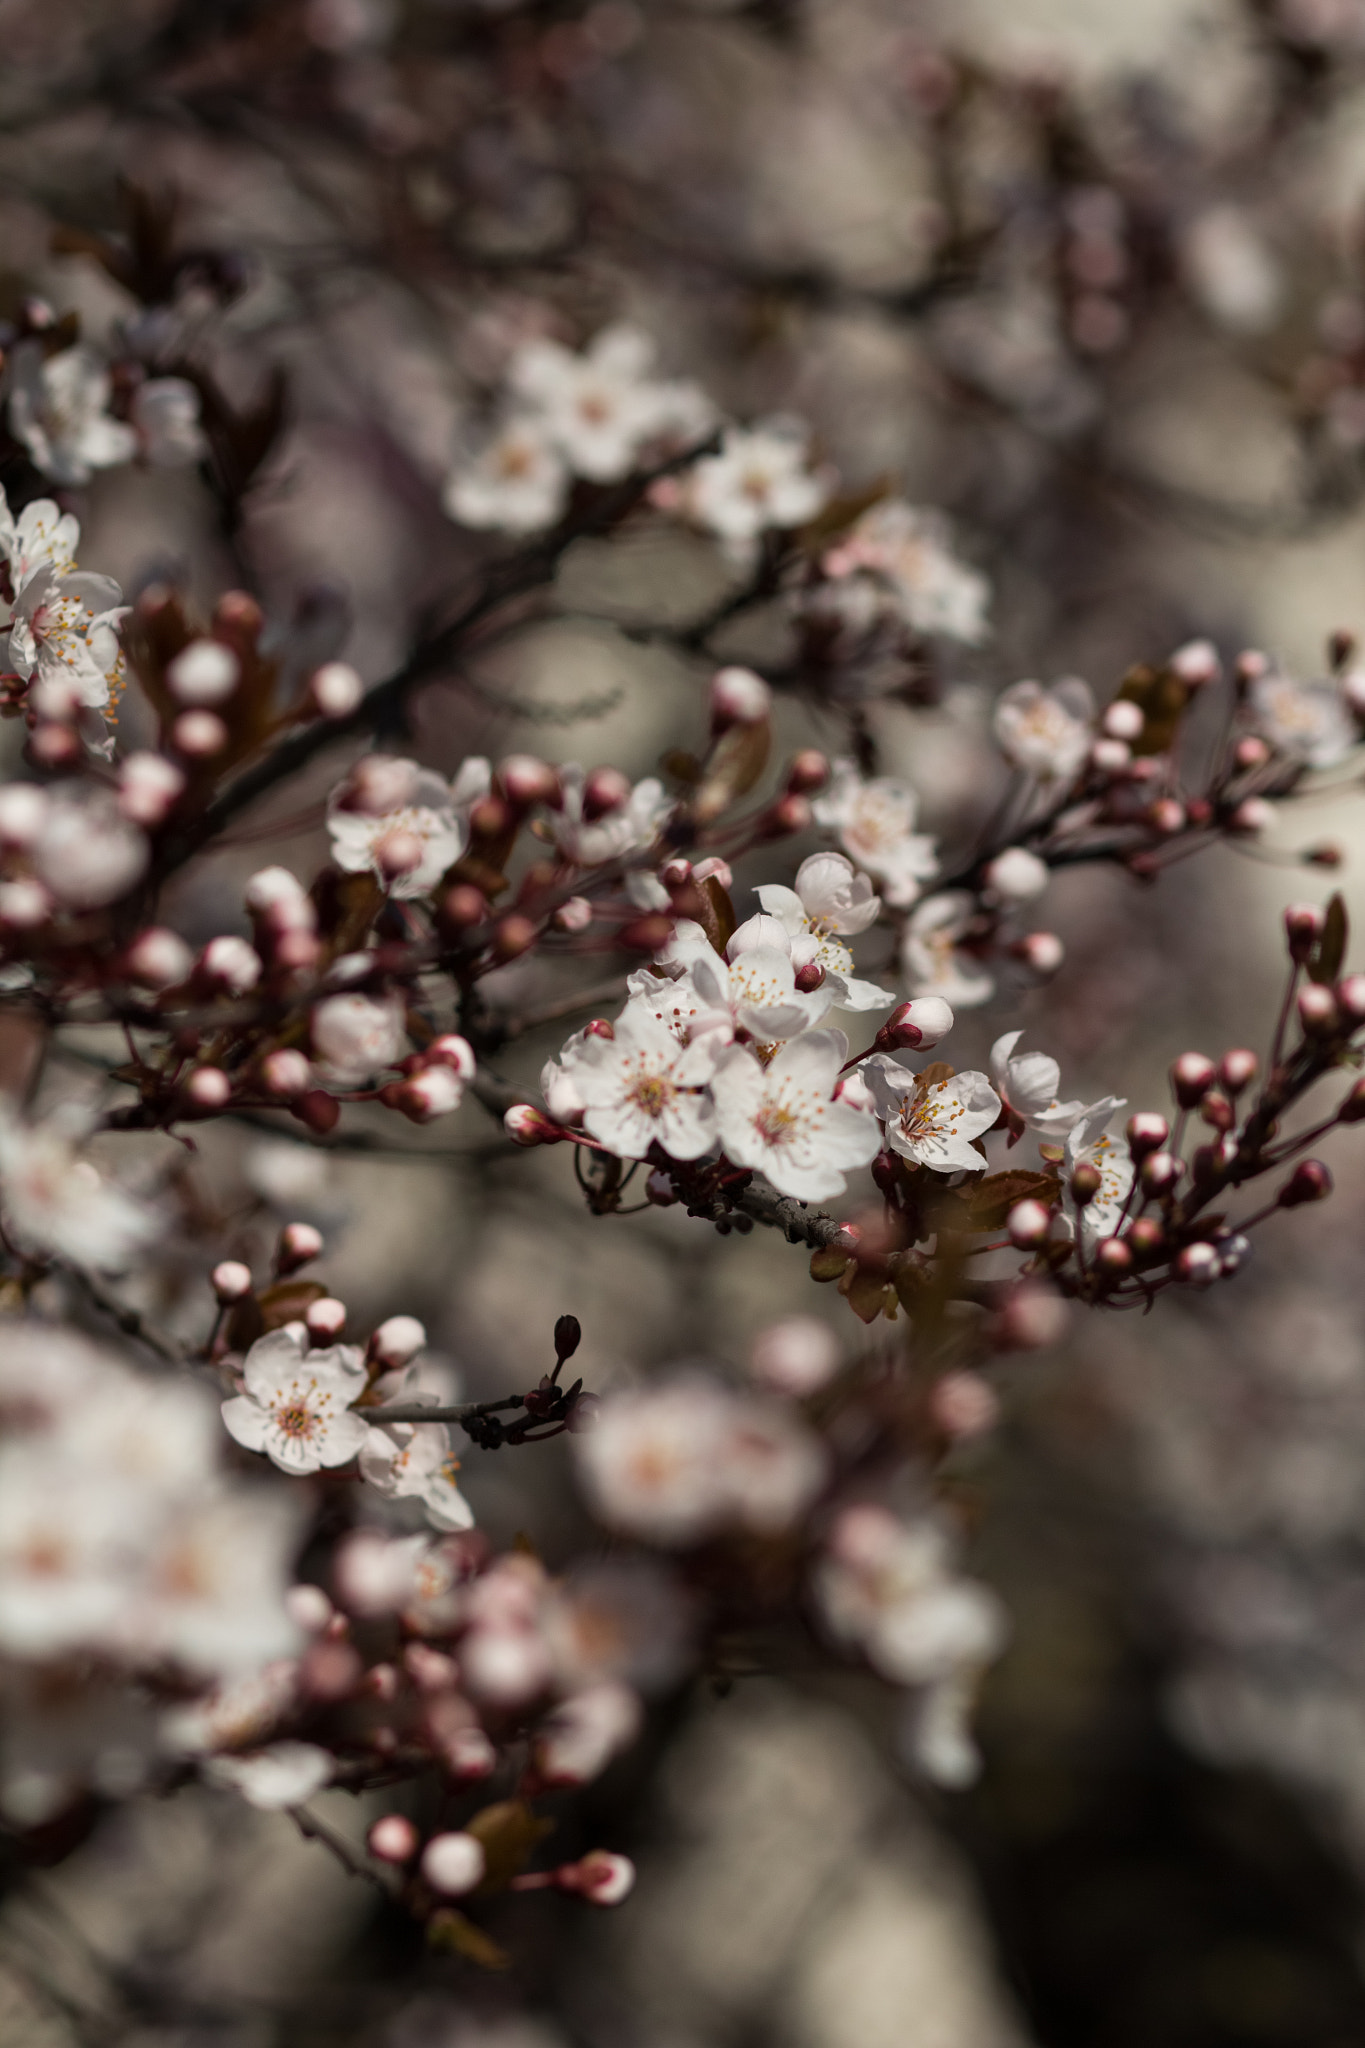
[
  {"xmin": 31, "ymin": 786, "xmax": 148, "ymax": 908},
  {"xmin": 508, "ymin": 323, "xmax": 712, "ymax": 482},
  {"xmin": 551, "ymin": 765, "xmax": 672, "ymax": 866},
  {"xmin": 9, "ymin": 564, "xmax": 127, "ymax": 721},
  {"xmin": 990, "ymin": 1030, "xmax": 1085, "ymax": 1139},
  {"xmin": 139, "ymin": 1488, "xmax": 305, "ymax": 1676},
  {"xmin": 205, "ymin": 1740, "xmax": 333, "ymax": 1809},
  {"xmin": 686, "ymin": 420, "xmax": 829, "ymax": 555},
  {"xmin": 682, "ymin": 920, "xmax": 836, "ymax": 1044},
  {"xmin": 812, "ymin": 758, "xmax": 938, "ymax": 909},
  {"xmin": 901, "ymin": 892, "xmax": 994, "ymax": 1007},
  {"xmin": 557, "ymin": 1004, "xmax": 723, "ymax": 1161},
  {"xmin": 1249, "ymin": 668, "xmax": 1357, "ymax": 770},
  {"xmin": 360, "ymin": 1416, "xmax": 475, "ymax": 1532},
  {"xmin": 864, "ymin": 1056, "xmax": 999, "ymax": 1174},
  {"xmin": 327, "ymin": 757, "xmax": 464, "ymax": 898},
  {"xmin": 311, "ymin": 990, "xmax": 408, "ymax": 1085},
  {"xmin": 7, "ymin": 344, "xmax": 137, "ymax": 485},
  {"xmin": 822, "ymin": 500, "xmax": 990, "ymax": 644},
  {"xmin": 814, "ymin": 1503, "xmax": 1007, "ymax": 1691},
  {"xmin": 444, "ymin": 414, "xmax": 569, "ymax": 533},
  {"xmin": 0, "ymin": 488, "xmax": 79, "ymax": 591},
  {"xmin": 711, "ymin": 1029, "xmax": 880, "ymax": 1200},
  {"xmin": 755, "ymin": 852, "xmax": 895, "ymax": 1011},
  {"xmin": 993, "ymin": 676, "xmax": 1094, "ymax": 781},
  {"xmin": 1065, "ymin": 1096, "xmax": 1134, "ymax": 1240},
  {"xmin": 221, "ymin": 1327, "xmax": 370, "ymax": 1474},
  {"xmin": 0, "ymin": 1108, "xmax": 158, "ymax": 1270},
  {"xmin": 984, "ymin": 846, "xmax": 1050, "ymax": 902},
  {"xmin": 131, "ymin": 376, "xmax": 207, "ymax": 466}
]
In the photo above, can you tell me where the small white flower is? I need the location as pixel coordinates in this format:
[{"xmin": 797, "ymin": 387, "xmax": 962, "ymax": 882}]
[
  {"xmin": 755, "ymin": 852, "xmax": 895, "ymax": 1012},
  {"xmin": 989, "ymin": 1030, "xmax": 1084, "ymax": 1140},
  {"xmin": 205, "ymin": 1740, "xmax": 333, "ymax": 1809},
  {"xmin": 0, "ymin": 1446, "xmax": 148, "ymax": 1657},
  {"xmin": 141, "ymin": 1487, "xmax": 305, "ymax": 1676},
  {"xmin": 360, "ymin": 1417, "xmax": 475, "ymax": 1532},
  {"xmin": 573, "ymin": 1375, "xmax": 739, "ymax": 1545},
  {"xmin": 327, "ymin": 757, "xmax": 464, "ymax": 899},
  {"xmin": 7, "ymin": 344, "xmax": 137, "ymax": 485},
  {"xmin": 221, "ymin": 1327, "xmax": 369, "ymax": 1474},
  {"xmin": 711, "ymin": 1029, "xmax": 880, "ymax": 1200},
  {"xmin": 444, "ymin": 414, "xmax": 569, "ymax": 533},
  {"xmin": 684, "ymin": 922, "xmax": 836, "ymax": 1043},
  {"xmin": 509, "ymin": 324, "xmax": 711, "ymax": 482},
  {"xmin": 824, "ymin": 499, "xmax": 990, "ymax": 644},
  {"xmin": 561, "ymin": 1004, "xmax": 723, "ymax": 1161},
  {"xmin": 686, "ymin": 420, "xmax": 829, "ymax": 553},
  {"xmin": 310, "ymin": 990, "xmax": 407, "ymax": 1085},
  {"xmin": 864, "ymin": 1057, "xmax": 999, "ymax": 1174},
  {"xmin": 984, "ymin": 846, "xmax": 1049, "ymax": 902},
  {"xmin": 9, "ymin": 563, "xmax": 127, "ymax": 718},
  {"xmin": 0, "ymin": 1108, "xmax": 158, "ymax": 1270},
  {"xmin": 1064, "ymin": 1096, "xmax": 1133, "ymax": 1241},
  {"xmin": 814, "ymin": 1503, "xmax": 1006, "ymax": 1690},
  {"xmin": 901, "ymin": 892, "xmax": 994, "ymax": 1008},
  {"xmin": 131, "ymin": 376, "xmax": 207, "ymax": 466},
  {"xmin": 993, "ymin": 676, "xmax": 1094, "ymax": 781},
  {"xmin": 551, "ymin": 765, "xmax": 673, "ymax": 866},
  {"xmin": 31, "ymin": 786, "xmax": 148, "ymax": 909},
  {"xmin": 1249, "ymin": 668, "xmax": 1356, "ymax": 770},
  {"xmin": 0, "ymin": 487, "xmax": 79, "ymax": 591},
  {"xmin": 722, "ymin": 1396, "xmax": 827, "ymax": 1533},
  {"xmin": 812, "ymin": 758, "xmax": 938, "ymax": 909},
  {"xmin": 749, "ymin": 1315, "xmax": 842, "ymax": 1397}
]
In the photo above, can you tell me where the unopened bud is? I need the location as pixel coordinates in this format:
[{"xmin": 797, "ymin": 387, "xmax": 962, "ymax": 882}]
[
  {"xmin": 399, "ymin": 1067, "xmax": 465, "ymax": 1122},
  {"xmin": 1297, "ymin": 984, "xmax": 1340, "ymax": 1037},
  {"xmin": 0, "ymin": 878, "xmax": 50, "ymax": 929},
  {"xmin": 261, "ymin": 1048, "xmax": 312, "ymax": 1097},
  {"xmin": 504, "ymin": 1104, "xmax": 564, "ymax": 1146},
  {"xmin": 310, "ymin": 660, "xmax": 365, "ymax": 718},
  {"xmin": 0, "ymin": 782, "xmax": 47, "ymax": 848},
  {"xmin": 554, "ymin": 1850, "xmax": 637, "ymax": 1905},
  {"xmin": 1148, "ymin": 797, "xmax": 1186, "ymax": 836},
  {"xmin": 211, "ymin": 1260, "xmax": 253, "ymax": 1302},
  {"xmin": 1284, "ymin": 902, "xmax": 1324, "ymax": 963},
  {"xmin": 427, "ymin": 1033, "xmax": 475, "ymax": 1078},
  {"xmin": 185, "ymin": 1066, "xmax": 231, "ymax": 1112},
  {"xmin": 1007, "ymin": 1198, "xmax": 1052, "ymax": 1248},
  {"xmin": 1069, "ymin": 1162, "xmax": 1102, "ymax": 1205},
  {"xmin": 1278, "ymin": 1158, "xmax": 1333, "ymax": 1208},
  {"xmin": 1126, "ymin": 1215, "xmax": 1165, "ymax": 1255},
  {"xmin": 554, "ymin": 895, "xmax": 593, "ymax": 933},
  {"xmin": 1228, "ymin": 797, "xmax": 1274, "ymax": 835},
  {"xmin": 1339, "ymin": 1075, "xmax": 1365, "ymax": 1123},
  {"xmin": 1198, "ymin": 1089, "xmax": 1234, "ymax": 1132},
  {"xmin": 368, "ymin": 1815, "xmax": 419, "ymax": 1865},
  {"xmin": 370, "ymin": 1315, "xmax": 426, "ymax": 1366},
  {"xmin": 1091, "ymin": 737, "xmax": 1131, "ymax": 775},
  {"xmin": 582, "ymin": 767, "xmax": 631, "ymax": 820},
  {"xmin": 787, "ymin": 749, "xmax": 829, "ymax": 794},
  {"xmin": 1170, "ymin": 1052, "xmax": 1216, "ymax": 1107},
  {"xmin": 1219, "ymin": 1048, "xmax": 1258, "ymax": 1094},
  {"xmin": 1170, "ymin": 637, "xmax": 1221, "ymax": 687},
  {"xmin": 124, "ymin": 926, "xmax": 193, "ymax": 989},
  {"xmin": 710, "ymin": 664, "xmax": 772, "ymax": 729},
  {"xmin": 421, "ymin": 1831, "xmax": 487, "ymax": 1897},
  {"xmin": 28, "ymin": 725, "xmax": 81, "ymax": 770},
  {"xmin": 1102, "ymin": 699, "xmax": 1144, "ymax": 740},
  {"xmin": 764, "ymin": 793, "xmax": 813, "ymax": 837},
  {"xmin": 929, "ymin": 1370, "xmax": 999, "ymax": 1440},
  {"xmin": 692, "ymin": 856, "xmax": 734, "ymax": 888},
  {"xmin": 1176, "ymin": 1242, "xmax": 1220, "ymax": 1286},
  {"xmin": 440, "ymin": 884, "xmax": 487, "ymax": 931},
  {"xmin": 499, "ymin": 754, "xmax": 561, "ymax": 808},
  {"xmin": 1126, "ymin": 1112, "xmax": 1169, "ymax": 1158},
  {"xmin": 119, "ymin": 751, "xmax": 186, "ymax": 827},
  {"xmin": 874, "ymin": 996, "xmax": 954, "ymax": 1054},
  {"xmin": 293, "ymin": 1088, "xmax": 341, "ymax": 1134},
  {"xmin": 1014, "ymin": 931, "xmax": 1064, "ymax": 976},
  {"xmin": 1234, "ymin": 734, "xmax": 1270, "ymax": 770},
  {"xmin": 1235, "ymin": 649, "xmax": 1270, "ymax": 685},
  {"xmin": 492, "ymin": 913, "xmax": 537, "ymax": 961},
  {"xmin": 284, "ymin": 1583, "xmax": 334, "ymax": 1634},
  {"xmin": 1140, "ymin": 1151, "xmax": 1183, "ymax": 1193},
  {"xmin": 167, "ymin": 638, "xmax": 240, "ymax": 707},
  {"xmin": 1095, "ymin": 1236, "xmax": 1133, "ymax": 1276},
  {"xmin": 984, "ymin": 846, "xmax": 1049, "ymax": 902},
  {"xmin": 306, "ymin": 1297, "xmax": 347, "ymax": 1341},
  {"xmin": 794, "ymin": 962, "xmax": 826, "ymax": 993},
  {"xmin": 172, "ymin": 709, "xmax": 229, "ymax": 757},
  {"xmin": 996, "ymin": 1280, "xmax": 1069, "ymax": 1351},
  {"xmin": 619, "ymin": 914, "xmax": 674, "ymax": 954},
  {"xmin": 278, "ymin": 1221, "xmax": 324, "ymax": 1272}
]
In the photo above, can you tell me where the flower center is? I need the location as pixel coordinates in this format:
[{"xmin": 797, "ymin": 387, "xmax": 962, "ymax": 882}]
[
  {"xmin": 755, "ymin": 1102, "xmax": 797, "ymax": 1144},
  {"xmin": 274, "ymin": 1399, "xmax": 319, "ymax": 1440},
  {"xmin": 629, "ymin": 1072, "xmax": 674, "ymax": 1117}
]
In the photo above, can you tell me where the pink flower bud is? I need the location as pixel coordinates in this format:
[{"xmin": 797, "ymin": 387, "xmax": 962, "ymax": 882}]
[
  {"xmin": 368, "ymin": 1814, "xmax": 419, "ymax": 1865},
  {"xmin": 660, "ymin": 858, "xmax": 692, "ymax": 888},
  {"xmin": 996, "ymin": 1281, "xmax": 1069, "ymax": 1351},
  {"xmin": 492, "ymin": 913, "xmax": 537, "ymax": 961},
  {"xmin": 309, "ymin": 661, "xmax": 365, "ymax": 718},
  {"xmin": 0, "ymin": 782, "xmax": 48, "ymax": 848},
  {"xmin": 167, "ymin": 638, "xmax": 240, "ymax": 707},
  {"xmin": 874, "ymin": 996, "xmax": 955, "ymax": 1054},
  {"xmin": 1235, "ymin": 649, "xmax": 1270, "ymax": 683},
  {"xmin": 794, "ymin": 962, "xmax": 826, "ymax": 993},
  {"xmin": 561, "ymin": 1850, "xmax": 637, "ymax": 1905},
  {"xmin": 1014, "ymin": 931, "xmax": 1064, "ymax": 976},
  {"xmin": 710, "ymin": 664, "xmax": 772, "ymax": 729},
  {"xmin": 1090, "ymin": 737, "xmax": 1131, "ymax": 775},
  {"xmin": 124, "ymin": 927, "xmax": 194, "ymax": 988},
  {"xmin": 333, "ymin": 1528, "xmax": 421, "ymax": 1615},
  {"xmin": 1095, "ymin": 1237, "xmax": 1133, "ymax": 1276},
  {"xmin": 1228, "ymin": 797, "xmax": 1274, "ymax": 835},
  {"xmin": 985, "ymin": 847, "xmax": 1049, "ymax": 901},
  {"xmin": 585, "ymin": 1017, "xmax": 616, "ymax": 1040},
  {"xmin": 186, "ymin": 1066, "xmax": 231, "ymax": 1112},
  {"xmin": 172, "ymin": 709, "xmax": 229, "ymax": 757},
  {"xmin": 1198, "ymin": 1089, "xmax": 1234, "ymax": 1132},
  {"xmin": 1007, "ymin": 1198, "xmax": 1053, "ymax": 1248},
  {"xmin": 749, "ymin": 1315, "xmax": 841, "ymax": 1396},
  {"xmin": 1278, "ymin": 1158, "xmax": 1333, "ymax": 1207},
  {"xmin": 199, "ymin": 935, "xmax": 262, "ymax": 993},
  {"xmin": 1284, "ymin": 902, "xmax": 1324, "ymax": 963},
  {"xmin": 421, "ymin": 1831, "xmax": 487, "ymax": 1896},
  {"xmin": 1176, "ymin": 1242, "xmax": 1220, "ymax": 1286},
  {"xmin": 426, "ymin": 1033, "xmax": 475, "ymax": 1079},
  {"xmin": 444, "ymin": 1726, "xmax": 498, "ymax": 1780},
  {"xmin": 504, "ymin": 1104, "xmax": 565, "ymax": 1146},
  {"xmin": 370, "ymin": 1315, "xmax": 426, "ymax": 1367},
  {"xmin": 261, "ymin": 1049, "xmax": 312, "ymax": 1098},
  {"xmin": 764, "ymin": 793, "xmax": 813, "ymax": 837},
  {"xmin": 930, "ymin": 1370, "xmax": 1000, "ymax": 1440},
  {"xmin": 582, "ymin": 767, "xmax": 631, "ymax": 820},
  {"xmin": 28, "ymin": 724, "xmax": 81, "ymax": 770},
  {"xmin": 300, "ymin": 1639, "xmax": 363, "ymax": 1701},
  {"xmin": 118, "ymin": 752, "xmax": 185, "ymax": 827},
  {"xmin": 278, "ymin": 1221, "xmax": 324, "ymax": 1273},
  {"xmin": 1140, "ymin": 1151, "xmax": 1184, "ymax": 1193},
  {"xmin": 1125, "ymin": 1112, "xmax": 1170, "ymax": 1159},
  {"xmin": 787, "ymin": 749, "xmax": 829, "ymax": 795},
  {"xmin": 1170, "ymin": 1052, "xmax": 1216, "ymax": 1107},
  {"xmin": 294, "ymin": 1089, "xmax": 341, "ymax": 1134},
  {"xmin": 441, "ymin": 883, "xmax": 487, "ymax": 930},
  {"xmin": 692, "ymin": 856, "xmax": 734, "ymax": 888},
  {"xmin": 554, "ymin": 895, "xmax": 594, "ymax": 933},
  {"xmin": 399, "ymin": 1067, "xmax": 465, "ymax": 1122},
  {"xmin": 0, "ymin": 878, "xmax": 49, "ymax": 929},
  {"xmin": 1297, "ymin": 984, "xmax": 1340, "ymax": 1037},
  {"xmin": 1148, "ymin": 797, "xmax": 1186, "ymax": 836},
  {"xmin": 284, "ymin": 1583, "xmax": 334, "ymax": 1633},
  {"xmin": 404, "ymin": 1643, "xmax": 459, "ymax": 1692},
  {"xmin": 1170, "ymin": 638, "xmax": 1221, "ymax": 686},
  {"xmin": 1337, "ymin": 974, "xmax": 1365, "ymax": 1023},
  {"xmin": 1102, "ymin": 699, "xmax": 1144, "ymax": 740},
  {"xmin": 211, "ymin": 1260, "xmax": 254, "ymax": 1303},
  {"xmin": 306, "ymin": 1297, "xmax": 347, "ymax": 1341},
  {"xmin": 1070, "ymin": 1162, "xmax": 1102, "ymax": 1205},
  {"xmin": 245, "ymin": 866, "xmax": 316, "ymax": 929},
  {"xmin": 499, "ymin": 754, "xmax": 561, "ymax": 808},
  {"xmin": 1218, "ymin": 1049, "xmax": 1258, "ymax": 1094}
]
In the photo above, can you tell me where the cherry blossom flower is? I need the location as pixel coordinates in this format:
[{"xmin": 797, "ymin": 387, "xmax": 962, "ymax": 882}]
[
  {"xmin": 0, "ymin": 488, "xmax": 79, "ymax": 590},
  {"xmin": 508, "ymin": 323, "xmax": 712, "ymax": 481},
  {"xmin": 7, "ymin": 344, "xmax": 137, "ymax": 485},
  {"xmin": 361, "ymin": 1416, "xmax": 475, "ymax": 1531},
  {"xmin": 811, "ymin": 758, "xmax": 938, "ymax": 908},
  {"xmin": 711, "ymin": 1029, "xmax": 880, "ymax": 1200},
  {"xmin": 755, "ymin": 852, "xmax": 896, "ymax": 1011},
  {"xmin": 31, "ymin": 787, "xmax": 148, "ymax": 909},
  {"xmin": 686, "ymin": 420, "xmax": 829, "ymax": 555},
  {"xmin": 131, "ymin": 376, "xmax": 207, "ymax": 466},
  {"xmin": 327, "ymin": 757, "xmax": 464, "ymax": 898},
  {"xmin": 749, "ymin": 1315, "xmax": 842, "ymax": 1397},
  {"xmin": 310, "ymin": 989, "xmax": 408, "ymax": 1085},
  {"xmin": 683, "ymin": 921, "xmax": 836, "ymax": 1044},
  {"xmin": 9, "ymin": 563, "xmax": 127, "ymax": 731},
  {"xmin": 813, "ymin": 1502, "xmax": 1007, "ymax": 1694},
  {"xmin": 822, "ymin": 500, "xmax": 990, "ymax": 644},
  {"xmin": 139, "ymin": 1488, "xmax": 305, "ymax": 1676},
  {"xmin": 0, "ymin": 1108, "xmax": 158, "ymax": 1269},
  {"xmin": 551, "ymin": 764, "xmax": 673, "ymax": 866},
  {"xmin": 557, "ymin": 1004, "xmax": 723, "ymax": 1160},
  {"xmin": 0, "ymin": 1446, "xmax": 150, "ymax": 1657},
  {"xmin": 1248, "ymin": 668, "xmax": 1357, "ymax": 770},
  {"xmin": 444, "ymin": 415, "xmax": 569, "ymax": 533},
  {"xmin": 543, "ymin": 1558, "xmax": 692, "ymax": 1693},
  {"xmin": 864, "ymin": 1057, "xmax": 1000, "ymax": 1173},
  {"xmin": 221, "ymin": 1327, "xmax": 370, "ymax": 1474},
  {"xmin": 1065, "ymin": 1097, "xmax": 1134, "ymax": 1240},
  {"xmin": 722, "ymin": 1397, "xmax": 827, "ymax": 1532},
  {"xmin": 572, "ymin": 1375, "xmax": 740, "ymax": 1545},
  {"xmin": 205, "ymin": 1740, "xmax": 333, "ymax": 1809},
  {"xmin": 161, "ymin": 1662, "xmax": 301, "ymax": 1759},
  {"xmin": 993, "ymin": 675, "xmax": 1095, "ymax": 781},
  {"xmin": 901, "ymin": 892, "xmax": 994, "ymax": 1007},
  {"xmin": 984, "ymin": 846, "xmax": 1050, "ymax": 902},
  {"xmin": 532, "ymin": 1682, "xmax": 643, "ymax": 1787},
  {"xmin": 990, "ymin": 1030, "xmax": 1085, "ymax": 1140}
]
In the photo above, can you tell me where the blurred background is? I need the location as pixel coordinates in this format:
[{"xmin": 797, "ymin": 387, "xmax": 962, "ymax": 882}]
[{"xmin": 7, "ymin": 0, "xmax": 1365, "ymax": 2041}]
